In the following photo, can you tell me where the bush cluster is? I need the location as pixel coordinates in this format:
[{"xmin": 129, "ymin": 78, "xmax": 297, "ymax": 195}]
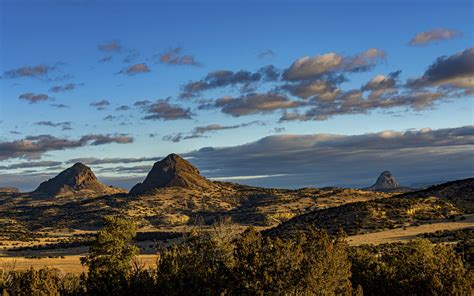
[{"xmin": 350, "ymin": 240, "xmax": 473, "ymax": 295}]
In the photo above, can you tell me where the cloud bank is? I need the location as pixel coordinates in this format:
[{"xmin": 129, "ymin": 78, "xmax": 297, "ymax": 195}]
[
  {"xmin": 183, "ymin": 125, "xmax": 474, "ymax": 188},
  {"xmin": 0, "ymin": 134, "xmax": 134, "ymax": 160}
]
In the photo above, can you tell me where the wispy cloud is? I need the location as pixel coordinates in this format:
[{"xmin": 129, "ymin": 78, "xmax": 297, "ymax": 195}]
[
  {"xmin": 3, "ymin": 64, "xmax": 56, "ymax": 79},
  {"xmin": 90, "ymin": 100, "xmax": 110, "ymax": 110},
  {"xmin": 162, "ymin": 133, "xmax": 201, "ymax": 142},
  {"xmin": 158, "ymin": 47, "xmax": 200, "ymax": 66},
  {"xmin": 35, "ymin": 121, "xmax": 72, "ymax": 130},
  {"xmin": 409, "ymin": 28, "xmax": 462, "ymax": 46},
  {"xmin": 0, "ymin": 160, "xmax": 62, "ymax": 170},
  {"xmin": 119, "ymin": 63, "xmax": 151, "ymax": 75},
  {"xmin": 50, "ymin": 103, "xmax": 70, "ymax": 108},
  {"xmin": 210, "ymin": 174, "xmax": 288, "ymax": 181},
  {"xmin": 212, "ymin": 93, "xmax": 303, "ymax": 117},
  {"xmin": 116, "ymin": 105, "xmax": 131, "ymax": 111},
  {"xmin": 65, "ymin": 156, "xmax": 161, "ymax": 165},
  {"xmin": 49, "ymin": 83, "xmax": 82, "ymax": 93},
  {"xmin": 258, "ymin": 49, "xmax": 275, "ymax": 59},
  {"xmin": 162, "ymin": 121, "xmax": 265, "ymax": 142},
  {"xmin": 180, "ymin": 66, "xmax": 280, "ymax": 98},
  {"xmin": 98, "ymin": 56, "xmax": 113, "ymax": 63},
  {"xmin": 137, "ymin": 99, "xmax": 192, "ymax": 120},
  {"xmin": 123, "ymin": 49, "xmax": 140, "ymax": 63},
  {"xmin": 18, "ymin": 93, "xmax": 51, "ymax": 103},
  {"xmin": 98, "ymin": 41, "xmax": 122, "ymax": 52}
]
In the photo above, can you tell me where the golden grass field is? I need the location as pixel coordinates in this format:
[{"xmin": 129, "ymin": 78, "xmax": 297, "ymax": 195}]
[{"xmin": 0, "ymin": 254, "xmax": 158, "ymax": 274}]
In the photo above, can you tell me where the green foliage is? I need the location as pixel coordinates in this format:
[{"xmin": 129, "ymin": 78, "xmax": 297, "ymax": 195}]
[
  {"xmin": 350, "ymin": 239, "xmax": 473, "ymax": 295},
  {"xmin": 231, "ymin": 228, "xmax": 352, "ymax": 295},
  {"xmin": 0, "ymin": 268, "xmax": 82, "ymax": 296},
  {"xmin": 156, "ymin": 227, "xmax": 353, "ymax": 295},
  {"xmin": 155, "ymin": 223, "xmax": 235, "ymax": 295},
  {"xmin": 80, "ymin": 216, "xmax": 139, "ymax": 295},
  {"xmin": 125, "ymin": 261, "xmax": 156, "ymax": 296}
]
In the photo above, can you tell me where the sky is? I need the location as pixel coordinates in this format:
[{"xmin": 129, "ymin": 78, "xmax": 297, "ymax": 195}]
[{"xmin": 0, "ymin": 0, "xmax": 473, "ymax": 191}]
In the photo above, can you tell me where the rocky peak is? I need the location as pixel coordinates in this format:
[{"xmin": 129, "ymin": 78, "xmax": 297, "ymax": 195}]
[
  {"xmin": 33, "ymin": 163, "xmax": 124, "ymax": 197},
  {"xmin": 373, "ymin": 171, "xmax": 400, "ymax": 189},
  {"xmin": 129, "ymin": 153, "xmax": 216, "ymax": 195},
  {"xmin": 59, "ymin": 163, "xmax": 97, "ymax": 187},
  {"xmin": 364, "ymin": 170, "xmax": 412, "ymax": 192},
  {"xmin": 157, "ymin": 153, "xmax": 201, "ymax": 175}
]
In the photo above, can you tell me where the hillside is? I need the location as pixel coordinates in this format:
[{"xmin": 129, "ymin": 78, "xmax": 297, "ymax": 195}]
[
  {"xmin": 0, "ymin": 183, "xmax": 390, "ymax": 232},
  {"xmin": 266, "ymin": 178, "xmax": 473, "ymax": 237},
  {"xmin": 398, "ymin": 178, "xmax": 474, "ymax": 212},
  {"xmin": 0, "ymin": 187, "xmax": 19, "ymax": 193}
]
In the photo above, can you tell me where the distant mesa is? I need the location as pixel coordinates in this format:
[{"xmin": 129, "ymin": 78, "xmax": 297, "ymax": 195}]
[
  {"xmin": 365, "ymin": 171, "xmax": 412, "ymax": 193},
  {"xmin": 33, "ymin": 163, "xmax": 125, "ymax": 197},
  {"xmin": 129, "ymin": 153, "xmax": 217, "ymax": 195},
  {"xmin": 0, "ymin": 187, "xmax": 19, "ymax": 193}
]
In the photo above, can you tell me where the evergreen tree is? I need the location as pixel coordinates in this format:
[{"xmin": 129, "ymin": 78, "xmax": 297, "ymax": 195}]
[{"xmin": 81, "ymin": 216, "xmax": 139, "ymax": 295}]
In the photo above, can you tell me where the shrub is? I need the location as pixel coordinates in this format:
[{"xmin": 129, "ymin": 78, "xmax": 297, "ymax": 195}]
[
  {"xmin": 350, "ymin": 239, "xmax": 473, "ymax": 295},
  {"xmin": 0, "ymin": 268, "xmax": 82, "ymax": 296},
  {"xmin": 156, "ymin": 224, "xmax": 235, "ymax": 295},
  {"xmin": 156, "ymin": 227, "xmax": 353, "ymax": 295}
]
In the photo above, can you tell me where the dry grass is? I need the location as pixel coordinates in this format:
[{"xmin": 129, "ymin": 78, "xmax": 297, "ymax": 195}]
[
  {"xmin": 347, "ymin": 214, "xmax": 474, "ymax": 245},
  {"xmin": 0, "ymin": 184, "xmax": 390, "ymax": 231},
  {"xmin": 0, "ymin": 254, "xmax": 158, "ymax": 274}
]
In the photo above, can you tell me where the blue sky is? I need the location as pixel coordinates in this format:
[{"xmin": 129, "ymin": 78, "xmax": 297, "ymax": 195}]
[{"xmin": 1, "ymin": 0, "xmax": 473, "ymax": 190}]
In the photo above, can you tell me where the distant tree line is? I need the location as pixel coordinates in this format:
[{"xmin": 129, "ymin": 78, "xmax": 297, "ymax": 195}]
[{"xmin": 0, "ymin": 216, "xmax": 472, "ymax": 295}]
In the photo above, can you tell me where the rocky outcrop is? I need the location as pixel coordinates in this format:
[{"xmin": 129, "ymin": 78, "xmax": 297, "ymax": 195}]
[
  {"xmin": 129, "ymin": 153, "xmax": 217, "ymax": 195},
  {"xmin": 33, "ymin": 163, "xmax": 125, "ymax": 197},
  {"xmin": 365, "ymin": 171, "xmax": 412, "ymax": 192}
]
